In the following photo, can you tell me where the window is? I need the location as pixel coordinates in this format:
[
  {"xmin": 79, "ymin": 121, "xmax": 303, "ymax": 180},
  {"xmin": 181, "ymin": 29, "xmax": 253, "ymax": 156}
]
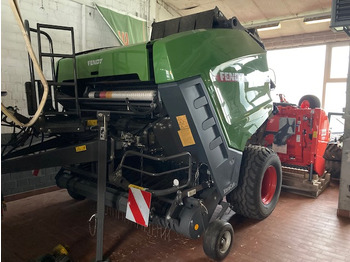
[
  {"xmin": 324, "ymin": 82, "xmax": 347, "ymax": 113},
  {"xmin": 267, "ymin": 45, "xmax": 326, "ymax": 105},
  {"xmin": 267, "ymin": 43, "xmax": 349, "ymax": 117},
  {"xmin": 323, "ymin": 43, "xmax": 349, "ymax": 115},
  {"xmin": 330, "ymin": 46, "xmax": 350, "ymax": 79}
]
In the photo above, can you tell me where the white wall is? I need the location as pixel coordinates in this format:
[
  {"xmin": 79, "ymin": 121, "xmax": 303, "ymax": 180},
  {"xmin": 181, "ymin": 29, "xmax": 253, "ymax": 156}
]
[
  {"xmin": 153, "ymin": 0, "xmax": 178, "ymax": 21},
  {"xmin": 0, "ymin": 0, "xmax": 176, "ymax": 133},
  {"xmin": 1, "ymin": 0, "xmax": 174, "ymax": 133},
  {"xmin": 1, "ymin": 0, "xmax": 176, "ymax": 195}
]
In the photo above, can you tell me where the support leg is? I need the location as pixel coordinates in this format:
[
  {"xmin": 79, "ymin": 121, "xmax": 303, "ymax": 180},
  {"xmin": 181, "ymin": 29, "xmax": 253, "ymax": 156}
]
[{"xmin": 96, "ymin": 111, "xmax": 110, "ymax": 262}]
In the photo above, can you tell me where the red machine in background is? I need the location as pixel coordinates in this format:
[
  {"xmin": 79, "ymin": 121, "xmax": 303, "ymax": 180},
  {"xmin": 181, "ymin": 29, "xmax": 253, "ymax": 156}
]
[{"xmin": 263, "ymin": 95, "xmax": 330, "ymax": 197}]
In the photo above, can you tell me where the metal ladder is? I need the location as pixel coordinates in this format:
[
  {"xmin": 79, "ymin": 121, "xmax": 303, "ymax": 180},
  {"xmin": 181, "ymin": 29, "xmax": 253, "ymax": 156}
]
[{"xmin": 25, "ymin": 20, "xmax": 80, "ymax": 117}]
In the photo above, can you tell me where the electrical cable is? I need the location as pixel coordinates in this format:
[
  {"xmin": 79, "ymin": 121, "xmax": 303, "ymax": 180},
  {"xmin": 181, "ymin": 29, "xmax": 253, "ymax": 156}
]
[{"xmin": 1, "ymin": 0, "xmax": 49, "ymax": 127}]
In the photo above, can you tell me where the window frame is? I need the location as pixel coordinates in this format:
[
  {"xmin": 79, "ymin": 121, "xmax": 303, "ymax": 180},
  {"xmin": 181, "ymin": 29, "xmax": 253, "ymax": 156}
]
[{"xmin": 322, "ymin": 42, "xmax": 349, "ymax": 110}]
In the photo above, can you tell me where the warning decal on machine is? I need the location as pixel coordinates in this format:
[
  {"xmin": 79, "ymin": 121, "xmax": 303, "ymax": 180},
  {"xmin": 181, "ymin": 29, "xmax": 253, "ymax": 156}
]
[
  {"xmin": 75, "ymin": 145, "xmax": 87, "ymax": 152},
  {"xmin": 87, "ymin": 119, "xmax": 97, "ymax": 126},
  {"xmin": 125, "ymin": 184, "xmax": 151, "ymax": 227},
  {"xmin": 176, "ymin": 115, "xmax": 195, "ymax": 147}
]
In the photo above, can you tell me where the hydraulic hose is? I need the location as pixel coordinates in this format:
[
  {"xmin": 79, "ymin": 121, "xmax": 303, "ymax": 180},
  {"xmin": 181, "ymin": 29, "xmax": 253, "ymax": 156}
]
[{"xmin": 1, "ymin": 0, "xmax": 49, "ymax": 127}]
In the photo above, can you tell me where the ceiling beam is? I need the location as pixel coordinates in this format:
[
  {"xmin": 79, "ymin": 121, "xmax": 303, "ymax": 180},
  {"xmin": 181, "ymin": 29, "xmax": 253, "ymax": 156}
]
[{"xmin": 240, "ymin": 9, "xmax": 331, "ymax": 28}]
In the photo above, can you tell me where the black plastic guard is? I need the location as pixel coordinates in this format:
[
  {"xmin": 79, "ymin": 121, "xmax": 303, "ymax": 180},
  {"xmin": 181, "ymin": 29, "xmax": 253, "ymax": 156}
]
[{"xmin": 159, "ymin": 77, "xmax": 242, "ymax": 197}]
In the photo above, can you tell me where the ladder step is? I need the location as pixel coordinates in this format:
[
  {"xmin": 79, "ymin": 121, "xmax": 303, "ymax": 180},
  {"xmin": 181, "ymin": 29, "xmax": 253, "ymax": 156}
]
[
  {"xmin": 48, "ymin": 81, "xmax": 76, "ymax": 86},
  {"xmin": 41, "ymin": 53, "xmax": 75, "ymax": 58},
  {"xmin": 37, "ymin": 23, "xmax": 74, "ymax": 31}
]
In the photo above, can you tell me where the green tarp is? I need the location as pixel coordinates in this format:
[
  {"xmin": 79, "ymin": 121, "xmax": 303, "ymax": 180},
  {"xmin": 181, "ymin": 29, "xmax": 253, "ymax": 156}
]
[{"xmin": 95, "ymin": 4, "xmax": 148, "ymax": 46}]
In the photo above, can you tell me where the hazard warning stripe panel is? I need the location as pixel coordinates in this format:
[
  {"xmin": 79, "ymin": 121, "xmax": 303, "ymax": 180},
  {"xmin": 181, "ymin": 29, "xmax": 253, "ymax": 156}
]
[
  {"xmin": 141, "ymin": 190, "xmax": 151, "ymax": 209},
  {"xmin": 125, "ymin": 185, "xmax": 152, "ymax": 227},
  {"xmin": 126, "ymin": 188, "xmax": 146, "ymax": 226}
]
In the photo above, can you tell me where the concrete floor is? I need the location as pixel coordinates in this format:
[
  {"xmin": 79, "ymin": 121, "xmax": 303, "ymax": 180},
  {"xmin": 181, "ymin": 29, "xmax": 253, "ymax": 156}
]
[{"xmin": 2, "ymin": 182, "xmax": 350, "ymax": 262}]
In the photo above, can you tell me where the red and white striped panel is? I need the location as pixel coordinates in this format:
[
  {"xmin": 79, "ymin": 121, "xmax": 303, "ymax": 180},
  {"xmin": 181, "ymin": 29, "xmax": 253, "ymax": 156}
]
[
  {"xmin": 125, "ymin": 185, "xmax": 152, "ymax": 227},
  {"xmin": 32, "ymin": 169, "xmax": 40, "ymax": 176}
]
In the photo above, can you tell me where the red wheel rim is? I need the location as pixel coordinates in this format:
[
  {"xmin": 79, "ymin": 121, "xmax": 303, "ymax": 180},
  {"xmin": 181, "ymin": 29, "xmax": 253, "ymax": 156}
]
[
  {"xmin": 261, "ymin": 166, "xmax": 277, "ymax": 205},
  {"xmin": 300, "ymin": 100, "xmax": 310, "ymax": 108}
]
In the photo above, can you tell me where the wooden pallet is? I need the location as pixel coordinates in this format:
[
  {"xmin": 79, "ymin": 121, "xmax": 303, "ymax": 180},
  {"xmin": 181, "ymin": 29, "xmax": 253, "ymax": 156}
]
[{"xmin": 281, "ymin": 166, "xmax": 331, "ymax": 198}]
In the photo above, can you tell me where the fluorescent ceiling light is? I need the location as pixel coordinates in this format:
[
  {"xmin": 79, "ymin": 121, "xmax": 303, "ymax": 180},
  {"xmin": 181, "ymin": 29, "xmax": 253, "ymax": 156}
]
[
  {"xmin": 257, "ymin": 23, "xmax": 281, "ymax": 32},
  {"xmin": 304, "ymin": 16, "xmax": 331, "ymax": 24}
]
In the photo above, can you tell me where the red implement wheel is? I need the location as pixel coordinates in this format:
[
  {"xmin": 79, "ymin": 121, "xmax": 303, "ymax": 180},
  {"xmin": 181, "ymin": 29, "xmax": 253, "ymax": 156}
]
[
  {"xmin": 298, "ymin": 95, "xmax": 320, "ymax": 109},
  {"xmin": 227, "ymin": 145, "xmax": 282, "ymax": 220},
  {"xmin": 261, "ymin": 166, "xmax": 277, "ymax": 205}
]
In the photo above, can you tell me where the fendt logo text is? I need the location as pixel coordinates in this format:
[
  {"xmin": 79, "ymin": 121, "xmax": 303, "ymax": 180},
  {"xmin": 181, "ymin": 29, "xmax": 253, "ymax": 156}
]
[
  {"xmin": 87, "ymin": 58, "xmax": 103, "ymax": 66},
  {"xmin": 216, "ymin": 72, "xmax": 245, "ymax": 82}
]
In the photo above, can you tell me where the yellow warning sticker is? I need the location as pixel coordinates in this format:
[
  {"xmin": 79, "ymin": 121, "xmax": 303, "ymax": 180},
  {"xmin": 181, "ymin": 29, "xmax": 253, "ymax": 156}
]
[
  {"xmin": 129, "ymin": 184, "xmax": 145, "ymax": 191},
  {"xmin": 75, "ymin": 145, "xmax": 87, "ymax": 152},
  {"xmin": 176, "ymin": 115, "xmax": 195, "ymax": 147},
  {"xmin": 87, "ymin": 119, "xmax": 97, "ymax": 126},
  {"xmin": 176, "ymin": 115, "xmax": 190, "ymax": 129},
  {"xmin": 313, "ymin": 131, "xmax": 318, "ymax": 139},
  {"xmin": 178, "ymin": 129, "xmax": 195, "ymax": 147}
]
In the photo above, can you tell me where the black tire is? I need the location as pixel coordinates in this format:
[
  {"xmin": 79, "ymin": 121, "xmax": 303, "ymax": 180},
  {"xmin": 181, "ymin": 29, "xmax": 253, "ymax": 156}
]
[
  {"xmin": 323, "ymin": 143, "xmax": 342, "ymax": 161},
  {"xmin": 203, "ymin": 220, "xmax": 234, "ymax": 261},
  {"xmin": 298, "ymin": 95, "xmax": 320, "ymax": 109},
  {"xmin": 67, "ymin": 189, "xmax": 86, "ymax": 201},
  {"xmin": 325, "ymin": 160, "xmax": 341, "ymax": 179},
  {"xmin": 227, "ymin": 145, "xmax": 282, "ymax": 220}
]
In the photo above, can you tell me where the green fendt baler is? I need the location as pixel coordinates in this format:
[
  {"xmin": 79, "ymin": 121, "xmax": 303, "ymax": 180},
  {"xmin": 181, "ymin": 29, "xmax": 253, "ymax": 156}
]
[{"xmin": 2, "ymin": 8, "xmax": 281, "ymax": 260}]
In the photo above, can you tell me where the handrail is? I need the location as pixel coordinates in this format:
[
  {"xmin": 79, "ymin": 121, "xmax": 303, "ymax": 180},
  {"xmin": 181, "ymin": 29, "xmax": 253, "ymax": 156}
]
[{"xmin": 117, "ymin": 150, "xmax": 193, "ymax": 196}]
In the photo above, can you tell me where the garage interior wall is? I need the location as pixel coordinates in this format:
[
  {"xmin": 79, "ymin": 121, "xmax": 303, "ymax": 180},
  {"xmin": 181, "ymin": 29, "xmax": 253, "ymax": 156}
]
[
  {"xmin": 1, "ymin": 0, "xmax": 173, "ymax": 131},
  {"xmin": 0, "ymin": 0, "xmax": 172, "ymax": 196},
  {"xmin": 1, "ymin": 1, "xmax": 348, "ymax": 197}
]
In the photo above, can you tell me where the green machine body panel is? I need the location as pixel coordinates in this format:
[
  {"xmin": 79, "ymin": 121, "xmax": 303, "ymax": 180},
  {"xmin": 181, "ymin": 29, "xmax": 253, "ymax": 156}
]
[
  {"xmin": 56, "ymin": 28, "xmax": 272, "ymax": 151},
  {"xmin": 57, "ymin": 43, "xmax": 150, "ymax": 82},
  {"xmin": 152, "ymin": 29, "xmax": 273, "ymax": 151}
]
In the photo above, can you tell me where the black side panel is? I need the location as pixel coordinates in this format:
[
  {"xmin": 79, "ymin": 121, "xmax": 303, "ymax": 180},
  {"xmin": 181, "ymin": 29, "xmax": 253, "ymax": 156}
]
[
  {"xmin": 179, "ymin": 15, "xmax": 196, "ymax": 32},
  {"xmin": 163, "ymin": 18, "xmax": 181, "ymax": 37},
  {"xmin": 151, "ymin": 7, "xmax": 223, "ymax": 40},
  {"xmin": 151, "ymin": 7, "xmax": 264, "ymax": 48},
  {"xmin": 159, "ymin": 77, "xmax": 242, "ymax": 197}
]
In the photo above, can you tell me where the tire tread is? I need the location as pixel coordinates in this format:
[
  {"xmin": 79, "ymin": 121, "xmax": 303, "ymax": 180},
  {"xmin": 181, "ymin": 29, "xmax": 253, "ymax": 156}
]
[{"xmin": 227, "ymin": 145, "xmax": 281, "ymax": 220}]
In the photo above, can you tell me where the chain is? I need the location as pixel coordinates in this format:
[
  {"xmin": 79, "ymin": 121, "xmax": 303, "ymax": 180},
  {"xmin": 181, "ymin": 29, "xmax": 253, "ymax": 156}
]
[
  {"xmin": 88, "ymin": 213, "xmax": 97, "ymax": 237},
  {"xmin": 199, "ymin": 200, "xmax": 208, "ymax": 215},
  {"xmin": 194, "ymin": 164, "xmax": 201, "ymax": 186}
]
